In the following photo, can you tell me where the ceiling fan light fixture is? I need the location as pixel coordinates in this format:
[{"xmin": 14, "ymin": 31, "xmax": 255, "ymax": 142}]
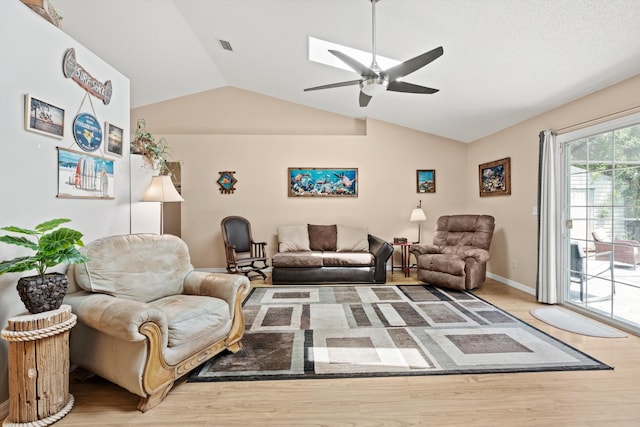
[
  {"xmin": 360, "ymin": 76, "xmax": 388, "ymax": 96},
  {"xmin": 303, "ymin": 0, "xmax": 443, "ymax": 106}
]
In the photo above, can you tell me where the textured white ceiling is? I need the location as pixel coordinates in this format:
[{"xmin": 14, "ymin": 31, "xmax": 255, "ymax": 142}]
[{"xmin": 51, "ymin": 0, "xmax": 640, "ymax": 142}]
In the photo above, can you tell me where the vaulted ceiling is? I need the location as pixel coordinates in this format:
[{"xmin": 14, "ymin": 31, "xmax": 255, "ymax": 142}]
[{"xmin": 51, "ymin": 0, "xmax": 640, "ymax": 142}]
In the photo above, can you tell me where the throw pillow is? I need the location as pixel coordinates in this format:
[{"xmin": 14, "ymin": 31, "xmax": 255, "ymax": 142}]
[
  {"xmin": 308, "ymin": 224, "xmax": 337, "ymax": 251},
  {"xmin": 336, "ymin": 225, "xmax": 369, "ymax": 252},
  {"xmin": 593, "ymin": 228, "xmax": 610, "ymax": 242},
  {"xmin": 278, "ymin": 225, "xmax": 311, "ymax": 252}
]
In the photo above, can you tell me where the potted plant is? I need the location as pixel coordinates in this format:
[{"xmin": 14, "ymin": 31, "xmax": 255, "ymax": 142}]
[
  {"xmin": 0, "ymin": 218, "xmax": 88, "ymax": 314},
  {"xmin": 130, "ymin": 118, "xmax": 172, "ymax": 175}
]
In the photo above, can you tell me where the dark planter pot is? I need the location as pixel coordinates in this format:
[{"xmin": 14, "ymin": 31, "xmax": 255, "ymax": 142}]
[{"xmin": 16, "ymin": 273, "xmax": 68, "ymax": 314}]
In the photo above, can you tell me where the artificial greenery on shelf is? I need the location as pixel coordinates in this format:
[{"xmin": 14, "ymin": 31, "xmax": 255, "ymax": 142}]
[{"xmin": 130, "ymin": 118, "xmax": 172, "ymax": 174}]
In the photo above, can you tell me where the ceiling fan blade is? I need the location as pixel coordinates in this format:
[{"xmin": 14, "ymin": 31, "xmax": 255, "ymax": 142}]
[
  {"xmin": 384, "ymin": 46, "xmax": 444, "ymax": 81},
  {"xmin": 359, "ymin": 91, "xmax": 372, "ymax": 107},
  {"xmin": 329, "ymin": 50, "xmax": 377, "ymax": 78},
  {"xmin": 304, "ymin": 79, "xmax": 361, "ymax": 92},
  {"xmin": 387, "ymin": 81, "xmax": 439, "ymax": 94}
]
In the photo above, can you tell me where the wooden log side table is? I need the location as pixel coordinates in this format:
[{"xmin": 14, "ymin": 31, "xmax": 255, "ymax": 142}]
[
  {"xmin": 391, "ymin": 242, "xmax": 412, "ymax": 277},
  {"xmin": 1, "ymin": 304, "xmax": 76, "ymax": 426}
]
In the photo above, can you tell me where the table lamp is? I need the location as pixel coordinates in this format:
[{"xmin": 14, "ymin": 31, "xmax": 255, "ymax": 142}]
[{"xmin": 409, "ymin": 200, "xmax": 427, "ymax": 243}]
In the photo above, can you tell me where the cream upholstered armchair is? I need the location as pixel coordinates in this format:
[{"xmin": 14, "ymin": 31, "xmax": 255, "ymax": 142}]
[
  {"xmin": 409, "ymin": 215, "xmax": 495, "ymax": 290},
  {"xmin": 63, "ymin": 234, "xmax": 250, "ymax": 412}
]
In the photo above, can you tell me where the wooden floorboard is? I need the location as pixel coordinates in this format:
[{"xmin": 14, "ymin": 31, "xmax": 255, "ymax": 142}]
[{"xmin": 56, "ymin": 274, "xmax": 640, "ymax": 426}]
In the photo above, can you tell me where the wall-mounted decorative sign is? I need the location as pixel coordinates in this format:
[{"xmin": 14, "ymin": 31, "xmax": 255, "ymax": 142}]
[
  {"xmin": 416, "ymin": 169, "xmax": 436, "ymax": 193},
  {"xmin": 57, "ymin": 147, "xmax": 114, "ymax": 199},
  {"xmin": 73, "ymin": 113, "xmax": 102, "ymax": 152},
  {"xmin": 217, "ymin": 171, "xmax": 237, "ymax": 194},
  {"xmin": 105, "ymin": 122, "xmax": 123, "ymax": 156},
  {"xmin": 24, "ymin": 94, "xmax": 64, "ymax": 138},
  {"xmin": 479, "ymin": 157, "xmax": 511, "ymax": 197},
  {"xmin": 288, "ymin": 167, "xmax": 358, "ymax": 197},
  {"xmin": 62, "ymin": 48, "xmax": 112, "ymax": 105}
]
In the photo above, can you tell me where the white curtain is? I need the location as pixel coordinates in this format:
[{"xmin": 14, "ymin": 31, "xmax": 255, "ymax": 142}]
[{"xmin": 537, "ymin": 130, "xmax": 562, "ymax": 303}]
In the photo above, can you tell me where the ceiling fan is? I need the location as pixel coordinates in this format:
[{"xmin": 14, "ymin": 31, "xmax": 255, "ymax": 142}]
[{"xmin": 304, "ymin": 0, "xmax": 444, "ymax": 107}]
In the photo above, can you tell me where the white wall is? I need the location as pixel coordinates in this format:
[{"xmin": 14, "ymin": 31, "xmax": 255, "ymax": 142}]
[{"xmin": 0, "ymin": 0, "xmax": 139, "ymax": 403}]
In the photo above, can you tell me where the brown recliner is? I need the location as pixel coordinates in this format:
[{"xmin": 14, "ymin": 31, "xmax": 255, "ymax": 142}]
[{"xmin": 409, "ymin": 215, "xmax": 495, "ymax": 290}]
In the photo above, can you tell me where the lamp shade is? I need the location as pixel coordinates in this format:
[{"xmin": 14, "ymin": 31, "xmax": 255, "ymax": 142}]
[
  {"xmin": 141, "ymin": 176, "xmax": 184, "ymax": 202},
  {"xmin": 409, "ymin": 208, "xmax": 427, "ymax": 222}
]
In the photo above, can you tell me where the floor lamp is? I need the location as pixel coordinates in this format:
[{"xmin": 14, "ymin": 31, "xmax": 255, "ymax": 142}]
[
  {"xmin": 409, "ymin": 200, "xmax": 427, "ymax": 243},
  {"xmin": 142, "ymin": 175, "xmax": 184, "ymax": 234}
]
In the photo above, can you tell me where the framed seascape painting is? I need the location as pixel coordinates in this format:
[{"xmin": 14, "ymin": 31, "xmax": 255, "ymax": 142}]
[
  {"xmin": 24, "ymin": 94, "xmax": 65, "ymax": 138},
  {"xmin": 57, "ymin": 147, "xmax": 115, "ymax": 199},
  {"xmin": 288, "ymin": 167, "xmax": 358, "ymax": 197},
  {"xmin": 416, "ymin": 169, "xmax": 436, "ymax": 193},
  {"xmin": 479, "ymin": 157, "xmax": 511, "ymax": 197},
  {"xmin": 105, "ymin": 122, "xmax": 123, "ymax": 156}
]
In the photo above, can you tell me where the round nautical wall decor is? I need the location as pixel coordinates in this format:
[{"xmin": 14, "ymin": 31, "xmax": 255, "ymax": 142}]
[{"xmin": 72, "ymin": 112, "xmax": 103, "ymax": 152}]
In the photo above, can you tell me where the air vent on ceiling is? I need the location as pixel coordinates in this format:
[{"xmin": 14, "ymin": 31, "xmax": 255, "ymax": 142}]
[{"xmin": 218, "ymin": 39, "xmax": 233, "ymax": 51}]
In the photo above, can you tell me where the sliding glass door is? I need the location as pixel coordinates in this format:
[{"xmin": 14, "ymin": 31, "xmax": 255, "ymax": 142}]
[{"xmin": 562, "ymin": 117, "xmax": 640, "ymax": 333}]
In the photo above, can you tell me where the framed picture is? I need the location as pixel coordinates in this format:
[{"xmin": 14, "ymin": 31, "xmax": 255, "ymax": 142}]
[
  {"xmin": 217, "ymin": 171, "xmax": 237, "ymax": 194},
  {"xmin": 288, "ymin": 167, "xmax": 358, "ymax": 197},
  {"xmin": 105, "ymin": 122, "xmax": 123, "ymax": 156},
  {"xmin": 479, "ymin": 157, "xmax": 511, "ymax": 197},
  {"xmin": 416, "ymin": 169, "xmax": 436, "ymax": 193},
  {"xmin": 24, "ymin": 94, "xmax": 65, "ymax": 138},
  {"xmin": 57, "ymin": 147, "xmax": 115, "ymax": 199}
]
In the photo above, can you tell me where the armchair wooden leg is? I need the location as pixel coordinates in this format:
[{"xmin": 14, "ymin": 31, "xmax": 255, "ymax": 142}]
[
  {"xmin": 137, "ymin": 381, "xmax": 174, "ymax": 413},
  {"xmin": 227, "ymin": 340, "xmax": 243, "ymax": 353}
]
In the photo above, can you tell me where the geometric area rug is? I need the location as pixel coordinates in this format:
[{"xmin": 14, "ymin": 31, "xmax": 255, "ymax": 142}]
[{"xmin": 189, "ymin": 285, "xmax": 612, "ymax": 383}]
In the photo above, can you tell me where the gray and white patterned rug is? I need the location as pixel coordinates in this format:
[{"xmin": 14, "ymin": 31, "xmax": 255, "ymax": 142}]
[{"xmin": 189, "ymin": 285, "xmax": 611, "ymax": 382}]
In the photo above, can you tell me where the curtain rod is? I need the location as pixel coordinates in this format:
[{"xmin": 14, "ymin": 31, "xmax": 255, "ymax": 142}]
[{"xmin": 554, "ymin": 104, "xmax": 640, "ymax": 134}]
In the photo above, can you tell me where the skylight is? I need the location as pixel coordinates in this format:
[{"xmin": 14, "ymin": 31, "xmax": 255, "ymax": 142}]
[{"xmin": 308, "ymin": 36, "xmax": 400, "ymax": 72}]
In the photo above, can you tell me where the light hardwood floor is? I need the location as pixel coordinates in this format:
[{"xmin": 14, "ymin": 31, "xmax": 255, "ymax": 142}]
[{"xmin": 56, "ymin": 274, "xmax": 640, "ymax": 427}]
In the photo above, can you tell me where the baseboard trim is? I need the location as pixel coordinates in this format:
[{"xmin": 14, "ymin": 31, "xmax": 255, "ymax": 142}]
[
  {"xmin": 0, "ymin": 399, "xmax": 8, "ymax": 420},
  {"xmin": 486, "ymin": 272, "xmax": 535, "ymax": 296}
]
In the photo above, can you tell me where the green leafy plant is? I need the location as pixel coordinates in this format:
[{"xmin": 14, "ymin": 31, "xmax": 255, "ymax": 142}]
[
  {"xmin": 0, "ymin": 218, "xmax": 88, "ymax": 278},
  {"xmin": 131, "ymin": 118, "xmax": 171, "ymax": 174}
]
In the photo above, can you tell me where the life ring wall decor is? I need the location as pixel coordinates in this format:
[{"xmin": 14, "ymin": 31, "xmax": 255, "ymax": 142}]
[{"xmin": 73, "ymin": 113, "xmax": 103, "ymax": 152}]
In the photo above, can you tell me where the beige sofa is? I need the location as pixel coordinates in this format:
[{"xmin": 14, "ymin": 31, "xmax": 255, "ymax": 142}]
[
  {"xmin": 271, "ymin": 224, "xmax": 393, "ymax": 284},
  {"xmin": 63, "ymin": 234, "xmax": 250, "ymax": 412}
]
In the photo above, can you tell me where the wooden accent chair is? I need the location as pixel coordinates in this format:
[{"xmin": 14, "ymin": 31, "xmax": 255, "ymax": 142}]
[
  {"xmin": 592, "ymin": 229, "xmax": 640, "ymax": 270},
  {"xmin": 64, "ymin": 234, "xmax": 250, "ymax": 412},
  {"xmin": 410, "ymin": 215, "xmax": 495, "ymax": 290},
  {"xmin": 221, "ymin": 216, "xmax": 268, "ymax": 280}
]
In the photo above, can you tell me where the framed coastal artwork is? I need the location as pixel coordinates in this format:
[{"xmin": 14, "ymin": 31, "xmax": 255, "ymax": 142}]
[
  {"xmin": 105, "ymin": 122, "xmax": 123, "ymax": 156},
  {"xmin": 57, "ymin": 147, "xmax": 115, "ymax": 199},
  {"xmin": 24, "ymin": 94, "xmax": 65, "ymax": 138},
  {"xmin": 416, "ymin": 169, "xmax": 436, "ymax": 193},
  {"xmin": 479, "ymin": 157, "xmax": 511, "ymax": 197},
  {"xmin": 288, "ymin": 167, "xmax": 358, "ymax": 197}
]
